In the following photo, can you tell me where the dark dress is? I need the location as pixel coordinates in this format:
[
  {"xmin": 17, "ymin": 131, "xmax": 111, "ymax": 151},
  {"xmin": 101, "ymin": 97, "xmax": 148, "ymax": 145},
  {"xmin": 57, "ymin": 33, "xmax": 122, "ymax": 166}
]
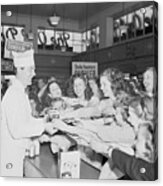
[
  {"xmin": 111, "ymin": 149, "xmax": 158, "ymax": 181},
  {"xmin": 41, "ymin": 93, "xmax": 53, "ymax": 110}
]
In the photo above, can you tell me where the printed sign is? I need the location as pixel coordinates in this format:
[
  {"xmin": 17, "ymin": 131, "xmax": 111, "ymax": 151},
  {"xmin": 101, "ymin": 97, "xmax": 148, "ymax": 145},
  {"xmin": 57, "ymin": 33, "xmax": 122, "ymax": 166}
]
[
  {"xmin": 72, "ymin": 61, "xmax": 98, "ymax": 78},
  {"xmin": 60, "ymin": 151, "xmax": 80, "ymax": 179},
  {"xmin": 4, "ymin": 39, "xmax": 33, "ymax": 59}
]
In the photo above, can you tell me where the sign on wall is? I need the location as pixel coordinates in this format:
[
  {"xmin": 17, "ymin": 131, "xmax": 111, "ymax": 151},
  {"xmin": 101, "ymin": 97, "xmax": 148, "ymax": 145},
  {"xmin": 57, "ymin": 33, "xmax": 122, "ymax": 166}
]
[
  {"xmin": 72, "ymin": 61, "xmax": 98, "ymax": 78},
  {"xmin": 4, "ymin": 39, "xmax": 33, "ymax": 59}
]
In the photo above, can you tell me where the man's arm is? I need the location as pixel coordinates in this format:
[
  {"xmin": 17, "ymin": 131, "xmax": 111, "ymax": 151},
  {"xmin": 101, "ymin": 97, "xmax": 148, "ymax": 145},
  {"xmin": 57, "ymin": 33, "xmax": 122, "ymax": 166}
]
[{"xmin": 4, "ymin": 91, "xmax": 55, "ymax": 139}]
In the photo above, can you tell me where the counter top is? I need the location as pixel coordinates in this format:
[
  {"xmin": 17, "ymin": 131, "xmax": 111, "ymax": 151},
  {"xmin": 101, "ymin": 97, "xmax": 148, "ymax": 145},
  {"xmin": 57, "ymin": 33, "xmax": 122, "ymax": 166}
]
[{"xmin": 25, "ymin": 143, "xmax": 100, "ymax": 179}]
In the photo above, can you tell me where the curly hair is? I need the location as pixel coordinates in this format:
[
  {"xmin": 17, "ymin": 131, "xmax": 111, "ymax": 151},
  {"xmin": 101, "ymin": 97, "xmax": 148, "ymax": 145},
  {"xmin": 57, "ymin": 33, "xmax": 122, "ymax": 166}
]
[
  {"xmin": 41, "ymin": 80, "xmax": 62, "ymax": 110},
  {"xmin": 67, "ymin": 73, "xmax": 92, "ymax": 100},
  {"xmin": 136, "ymin": 123, "xmax": 155, "ymax": 163},
  {"xmin": 128, "ymin": 95, "xmax": 155, "ymax": 123},
  {"xmin": 144, "ymin": 67, "xmax": 157, "ymax": 78},
  {"xmin": 102, "ymin": 68, "xmax": 141, "ymax": 99},
  {"xmin": 143, "ymin": 66, "xmax": 157, "ymax": 94},
  {"xmin": 46, "ymin": 80, "xmax": 62, "ymax": 94},
  {"xmin": 88, "ymin": 76, "xmax": 103, "ymax": 99},
  {"xmin": 101, "ymin": 68, "xmax": 130, "ymax": 97}
]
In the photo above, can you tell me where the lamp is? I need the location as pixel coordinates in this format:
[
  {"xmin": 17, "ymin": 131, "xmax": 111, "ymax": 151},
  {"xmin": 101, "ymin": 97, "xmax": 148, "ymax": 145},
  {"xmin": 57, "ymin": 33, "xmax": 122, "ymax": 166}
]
[
  {"xmin": 49, "ymin": 16, "xmax": 60, "ymax": 26},
  {"xmin": 61, "ymin": 5, "xmax": 66, "ymax": 52},
  {"xmin": 48, "ymin": 4, "xmax": 60, "ymax": 26},
  {"xmin": 28, "ymin": 5, "xmax": 34, "ymax": 40},
  {"xmin": 82, "ymin": 4, "xmax": 90, "ymax": 49}
]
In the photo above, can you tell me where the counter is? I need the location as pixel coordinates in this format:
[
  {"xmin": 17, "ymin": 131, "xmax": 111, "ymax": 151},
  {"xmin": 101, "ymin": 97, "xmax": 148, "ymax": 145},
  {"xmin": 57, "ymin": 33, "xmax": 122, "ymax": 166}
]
[{"xmin": 24, "ymin": 143, "xmax": 100, "ymax": 179}]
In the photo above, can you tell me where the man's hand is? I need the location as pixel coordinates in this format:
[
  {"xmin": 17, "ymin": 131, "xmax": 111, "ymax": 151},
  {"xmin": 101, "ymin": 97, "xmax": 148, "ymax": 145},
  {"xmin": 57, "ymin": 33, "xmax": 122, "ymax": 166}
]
[{"xmin": 44, "ymin": 122, "xmax": 58, "ymax": 135}]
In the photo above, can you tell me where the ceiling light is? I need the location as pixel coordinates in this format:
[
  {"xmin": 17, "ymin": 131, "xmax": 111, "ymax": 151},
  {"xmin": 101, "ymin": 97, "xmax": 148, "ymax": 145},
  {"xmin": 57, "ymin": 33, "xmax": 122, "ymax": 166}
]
[
  {"xmin": 48, "ymin": 15, "xmax": 60, "ymax": 26},
  {"xmin": 140, "ymin": 8, "xmax": 146, "ymax": 14},
  {"xmin": 28, "ymin": 32, "xmax": 34, "ymax": 40},
  {"xmin": 6, "ymin": 11, "xmax": 12, "ymax": 17},
  {"xmin": 28, "ymin": 5, "xmax": 34, "ymax": 40}
]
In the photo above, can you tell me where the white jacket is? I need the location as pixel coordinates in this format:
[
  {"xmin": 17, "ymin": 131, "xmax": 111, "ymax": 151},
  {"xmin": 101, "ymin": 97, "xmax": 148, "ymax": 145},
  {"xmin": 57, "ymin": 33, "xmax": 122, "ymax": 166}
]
[{"xmin": 0, "ymin": 78, "xmax": 45, "ymax": 177}]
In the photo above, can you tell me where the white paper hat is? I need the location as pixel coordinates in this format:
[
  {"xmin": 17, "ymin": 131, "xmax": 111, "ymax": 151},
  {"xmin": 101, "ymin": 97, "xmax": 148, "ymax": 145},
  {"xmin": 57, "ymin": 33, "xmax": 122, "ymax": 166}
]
[{"xmin": 12, "ymin": 49, "xmax": 35, "ymax": 67}]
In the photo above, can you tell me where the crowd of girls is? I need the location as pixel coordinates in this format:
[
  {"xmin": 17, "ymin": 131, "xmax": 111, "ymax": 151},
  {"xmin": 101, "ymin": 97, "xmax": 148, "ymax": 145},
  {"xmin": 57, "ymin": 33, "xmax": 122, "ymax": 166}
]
[
  {"xmin": 49, "ymin": 66, "xmax": 157, "ymax": 180},
  {"xmin": 2, "ymin": 66, "xmax": 157, "ymax": 180}
]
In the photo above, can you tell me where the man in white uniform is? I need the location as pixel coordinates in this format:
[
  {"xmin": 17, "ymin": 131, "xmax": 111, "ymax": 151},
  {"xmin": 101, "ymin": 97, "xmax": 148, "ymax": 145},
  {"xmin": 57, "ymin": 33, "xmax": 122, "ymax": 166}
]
[{"xmin": 0, "ymin": 49, "xmax": 56, "ymax": 177}]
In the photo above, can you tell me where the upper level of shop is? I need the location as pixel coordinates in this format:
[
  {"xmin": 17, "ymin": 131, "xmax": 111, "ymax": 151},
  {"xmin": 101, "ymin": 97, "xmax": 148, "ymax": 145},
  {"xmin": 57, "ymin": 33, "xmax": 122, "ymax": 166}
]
[{"xmin": 1, "ymin": 1, "xmax": 158, "ymax": 56}]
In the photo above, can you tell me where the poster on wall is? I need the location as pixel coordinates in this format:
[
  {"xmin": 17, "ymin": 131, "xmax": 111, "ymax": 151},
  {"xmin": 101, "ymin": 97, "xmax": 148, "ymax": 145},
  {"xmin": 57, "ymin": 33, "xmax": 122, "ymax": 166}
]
[{"xmin": 72, "ymin": 61, "xmax": 98, "ymax": 78}]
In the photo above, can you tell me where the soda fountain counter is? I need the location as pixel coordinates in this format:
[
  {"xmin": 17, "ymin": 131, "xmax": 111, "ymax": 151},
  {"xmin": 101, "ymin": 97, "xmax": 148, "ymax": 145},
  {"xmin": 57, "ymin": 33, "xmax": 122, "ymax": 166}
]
[{"xmin": 24, "ymin": 143, "xmax": 100, "ymax": 179}]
